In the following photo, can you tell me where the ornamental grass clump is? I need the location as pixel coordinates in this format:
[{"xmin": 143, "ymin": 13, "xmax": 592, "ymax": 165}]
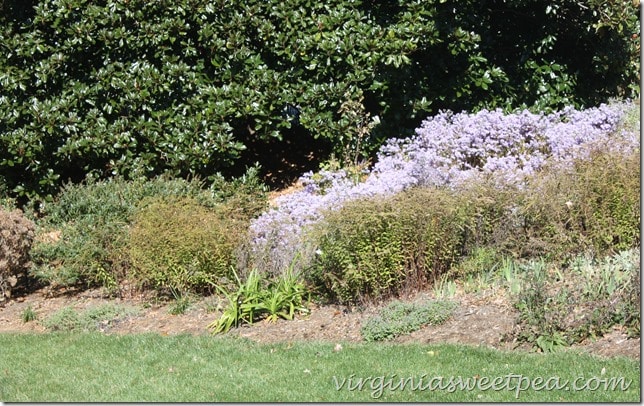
[
  {"xmin": 208, "ymin": 267, "xmax": 310, "ymax": 334},
  {"xmin": 30, "ymin": 175, "xmax": 223, "ymax": 290}
]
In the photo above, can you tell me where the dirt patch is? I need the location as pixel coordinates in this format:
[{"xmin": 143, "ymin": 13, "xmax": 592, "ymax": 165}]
[{"xmin": 0, "ymin": 286, "xmax": 639, "ymax": 360}]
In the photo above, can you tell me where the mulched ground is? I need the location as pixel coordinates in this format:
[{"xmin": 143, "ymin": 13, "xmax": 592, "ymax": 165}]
[{"xmin": 0, "ymin": 284, "xmax": 639, "ymax": 360}]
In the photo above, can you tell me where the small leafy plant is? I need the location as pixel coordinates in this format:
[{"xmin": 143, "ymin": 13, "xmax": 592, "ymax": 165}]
[
  {"xmin": 361, "ymin": 299, "xmax": 458, "ymax": 342},
  {"xmin": 41, "ymin": 307, "xmax": 83, "ymax": 332},
  {"xmin": 168, "ymin": 289, "xmax": 193, "ymax": 315},
  {"xmin": 534, "ymin": 331, "xmax": 569, "ymax": 353},
  {"xmin": 208, "ymin": 269, "xmax": 263, "ymax": 334},
  {"xmin": 432, "ymin": 276, "xmax": 458, "ymax": 299},
  {"xmin": 259, "ymin": 268, "xmax": 310, "ymax": 323},
  {"xmin": 208, "ymin": 268, "xmax": 309, "ymax": 334},
  {"xmin": 512, "ymin": 259, "xmax": 570, "ymax": 352},
  {"xmin": 510, "ymin": 249, "xmax": 640, "ymax": 352},
  {"xmin": 449, "ymin": 246, "xmax": 502, "ymax": 278},
  {"xmin": 498, "ymin": 257, "xmax": 522, "ymax": 295},
  {"xmin": 21, "ymin": 305, "xmax": 37, "ymax": 323}
]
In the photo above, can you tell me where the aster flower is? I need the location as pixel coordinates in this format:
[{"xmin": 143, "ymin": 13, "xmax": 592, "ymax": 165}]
[{"xmin": 247, "ymin": 102, "xmax": 638, "ymax": 274}]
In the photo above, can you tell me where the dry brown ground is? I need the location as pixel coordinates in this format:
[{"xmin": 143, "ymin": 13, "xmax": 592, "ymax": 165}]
[{"xmin": 0, "ymin": 283, "xmax": 639, "ymax": 360}]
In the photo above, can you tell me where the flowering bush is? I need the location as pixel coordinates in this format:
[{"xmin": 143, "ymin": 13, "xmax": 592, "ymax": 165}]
[
  {"xmin": 248, "ymin": 102, "xmax": 639, "ymax": 275},
  {"xmin": 376, "ymin": 102, "xmax": 633, "ymax": 188}
]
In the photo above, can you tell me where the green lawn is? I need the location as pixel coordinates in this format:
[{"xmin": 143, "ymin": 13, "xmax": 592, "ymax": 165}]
[{"xmin": 0, "ymin": 333, "xmax": 639, "ymax": 402}]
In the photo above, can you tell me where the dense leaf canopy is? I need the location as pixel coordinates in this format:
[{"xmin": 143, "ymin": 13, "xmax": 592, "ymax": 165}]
[{"xmin": 0, "ymin": 0, "xmax": 639, "ymax": 205}]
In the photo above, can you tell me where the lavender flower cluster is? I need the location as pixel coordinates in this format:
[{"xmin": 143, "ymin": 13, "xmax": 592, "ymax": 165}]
[{"xmin": 248, "ymin": 102, "xmax": 639, "ymax": 274}]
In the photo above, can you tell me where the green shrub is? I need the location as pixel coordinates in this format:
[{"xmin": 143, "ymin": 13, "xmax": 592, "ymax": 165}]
[
  {"xmin": 30, "ymin": 171, "xmax": 266, "ymax": 292},
  {"xmin": 447, "ymin": 246, "xmax": 503, "ymax": 278},
  {"xmin": 31, "ymin": 219, "xmax": 128, "ymax": 290},
  {"xmin": 0, "ymin": 208, "xmax": 36, "ymax": 301},
  {"xmin": 127, "ymin": 196, "xmax": 244, "ymax": 294},
  {"xmin": 446, "ymin": 131, "xmax": 640, "ymax": 262},
  {"xmin": 208, "ymin": 166, "xmax": 269, "ymax": 221},
  {"xmin": 168, "ymin": 292, "xmax": 193, "ymax": 316},
  {"xmin": 448, "ymin": 177, "xmax": 525, "ymax": 259},
  {"xmin": 308, "ymin": 187, "xmax": 474, "ymax": 304},
  {"xmin": 0, "ymin": 0, "xmax": 638, "ymax": 204},
  {"xmin": 361, "ymin": 299, "xmax": 457, "ymax": 342},
  {"xmin": 518, "ymin": 144, "xmax": 640, "ymax": 259},
  {"xmin": 30, "ymin": 175, "xmax": 215, "ymax": 290}
]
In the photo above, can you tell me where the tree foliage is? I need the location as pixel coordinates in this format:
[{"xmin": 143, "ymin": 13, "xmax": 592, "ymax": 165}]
[{"xmin": 0, "ymin": 0, "xmax": 639, "ymax": 205}]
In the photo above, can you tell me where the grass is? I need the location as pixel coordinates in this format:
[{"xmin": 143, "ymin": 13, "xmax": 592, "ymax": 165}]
[
  {"xmin": 0, "ymin": 333, "xmax": 638, "ymax": 402},
  {"xmin": 20, "ymin": 306, "xmax": 37, "ymax": 323}
]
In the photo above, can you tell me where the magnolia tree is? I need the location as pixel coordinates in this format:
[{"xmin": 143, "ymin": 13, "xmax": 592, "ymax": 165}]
[{"xmin": 0, "ymin": 0, "xmax": 639, "ymax": 204}]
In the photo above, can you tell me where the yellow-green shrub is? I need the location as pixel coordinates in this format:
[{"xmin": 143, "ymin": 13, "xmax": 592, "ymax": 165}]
[
  {"xmin": 127, "ymin": 197, "xmax": 245, "ymax": 294},
  {"xmin": 518, "ymin": 144, "xmax": 640, "ymax": 258},
  {"xmin": 308, "ymin": 187, "xmax": 474, "ymax": 304}
]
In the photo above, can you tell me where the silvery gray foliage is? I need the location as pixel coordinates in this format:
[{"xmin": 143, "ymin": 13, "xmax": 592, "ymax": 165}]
[{"xmin": 248, "ymin": 102, "xmax": 638, "ymax": 274}]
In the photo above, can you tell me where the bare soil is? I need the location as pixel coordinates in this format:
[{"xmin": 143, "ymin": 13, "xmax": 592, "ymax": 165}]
[{"xmin": 0, "ymin": 284, "xmax": 639, "ymax": 360}]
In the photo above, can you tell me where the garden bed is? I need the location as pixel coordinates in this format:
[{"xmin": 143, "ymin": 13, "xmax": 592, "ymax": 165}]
[{"xmin": 0, "ymin": 283, "xmax": 638, "ymax": 360}]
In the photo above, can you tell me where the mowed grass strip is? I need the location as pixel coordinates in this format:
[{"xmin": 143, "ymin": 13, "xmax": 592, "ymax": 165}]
[{"xmin": 0, "ymin": 333, "xmax": 638, "ymax": 402}]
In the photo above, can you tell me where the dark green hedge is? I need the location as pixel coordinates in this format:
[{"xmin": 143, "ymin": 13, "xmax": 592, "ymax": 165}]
[{"xmin": 0, "ymin": 0, "xmax": 639, "ymax": 205}]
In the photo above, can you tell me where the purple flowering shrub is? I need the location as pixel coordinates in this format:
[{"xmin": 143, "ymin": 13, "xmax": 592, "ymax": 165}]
[
  {"xmin": 247, "ymin": 102, "xmax": 639, "ymax": 276},
  {"xmin": 375, "ymin": 102, "xmax": 634, "ymax": 187}
]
